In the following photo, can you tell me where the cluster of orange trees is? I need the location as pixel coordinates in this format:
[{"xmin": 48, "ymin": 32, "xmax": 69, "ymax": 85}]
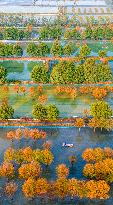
[
  {"xmin": 82, "ymin": 147, "xmax": 113, "ymax": 183},
  {"xmin": 2, "ymin": 84, "xmax": 113, "ymax": 101},
  {"xmin": 0, "ymin": 143, "xmax": 112, "ymax": 200},
  {"xmin": 22, "ymin": 163, "xmax": 110, "ymax": 200},
  {"xmin": 6, "ymin": 128, "xmax": 46, "ymax": 141},
  {"xmin": 0, "ymin": 145, "xmax": 54, "ymax": 199},
  {"xmin": 79, "ymin": 86, "xmax": 113, "ymax": 100},
  {"xmin": 55, "ymin": 86, "xmax": 77, "ymax": 100},
  {"xmin": 4, "ymin": 146, "xmax": 54, "ymax": 166},
  {"xmin": 74, "ymin": 117, "xmax": 113, "ymax": 132},
  {"xmin": 55, "ymin": 85, "xmax": 110, "ymax": 100},
  {"xmin": 54, "ymin": 85, "xmax": 113, "ymax": 100}
]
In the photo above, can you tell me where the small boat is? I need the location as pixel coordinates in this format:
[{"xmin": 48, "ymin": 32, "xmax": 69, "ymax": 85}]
[{"xmin": 62, "ymin": 142, "xmax": 74, "ymax": 148}]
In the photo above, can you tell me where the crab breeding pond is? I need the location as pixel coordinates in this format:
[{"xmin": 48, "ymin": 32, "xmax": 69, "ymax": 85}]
[{"xmin": 1, "ymin": 0, "xmax": 113, "ymax": 204}]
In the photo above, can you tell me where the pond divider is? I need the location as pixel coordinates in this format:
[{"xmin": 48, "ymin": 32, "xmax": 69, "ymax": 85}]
[{"xmin": 1, "ymin": 56, "xmax": 113, "ymax": 62}]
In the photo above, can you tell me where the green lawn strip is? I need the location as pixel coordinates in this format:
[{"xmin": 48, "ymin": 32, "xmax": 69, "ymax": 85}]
[
  {"xmin": 8, "ymin": 94, "xmax": 31, "ymax": 113},
  {"xmin": 14, "ymin": 100, "xmax": 33, "ymax": 117},
  {"xmin": 88, "ymin": 42, "xmax": 113, "ymax": 53},
  {"xmin": 0, "ymin": 61, "xmax": 24, "ymax": 73}
]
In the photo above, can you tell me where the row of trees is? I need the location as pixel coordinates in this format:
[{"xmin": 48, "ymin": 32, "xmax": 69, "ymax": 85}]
[
  {"xmin": 55, "ymin": 86, "xmax": 77, "ymax": 100},
  {"xmin": 50, "ymin": 59, "xmax": 112, "ymax": 84},
  {"xmin": 64, "ymin": 26, "xmax": 113, "ymax": 40},
  {"xmin": 0, "ymin": 102, "xmax": 59, "ymax": 120},
  {"xmin": 0, "ymin": 98, "xmax": 112, "ymax": 123},
  {"xmin": 75, "ymin": 101, "xmax": 113, "ymax": 131},
  {"xmin": 0, "ymin": 27, "xmax": 32, "ymax": 40},
  {"xmin": 0, "ymin": 25, "xmax": 113, "ymax": 40},
  {"xmin": 0, "ymin": 14, "xmax": 112, "ymax": 27},
  {"xmin": 0, "ymin": 42, "xmax": 110, "ymax": 58},
  {"xmin": 6, "ymin": 128, "xmax": 46, "ymax": 141},
  {"xmin": 55, "ymin": 86, "xmax": 108, "ymax": 100},
  {"xmin": 2, "ymin": 84, "xmax": 113, "ymax": 100},
  {"xmin": 31, "ymin": 60, "xmax": 112, "ymax": 84},
  {"xmin": 0, "ymin": 43, "xmax": 23, "ymax": 57},
  {"xmin": 22, "ymin": 177, "xmax": 110, "ymax": 200},
  {"xmin": 27, "ymin": 41, "xmax": 77, "ymax": 57},
  {"xmin": 32, "ymin": 104, "xmax": 59, "ymax": 120},
  {"xmin": 4, "ymin": 146, "xmax": 54, "ymax": 167},
  {"xmin": 82, "ymin": 147, "xmax": 113, "ymax": 163}
]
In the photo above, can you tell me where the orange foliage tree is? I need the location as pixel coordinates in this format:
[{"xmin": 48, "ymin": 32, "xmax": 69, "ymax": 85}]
[
  {"xmin": 19, "ymin": 161, "xmax": 41, "ymax": 180},
  {"xmin": 22, "ymin": 177, "xmax": 36, "ymax": 198},
  {"xmin": 29, "ymin": 86, "xmax": 36, "ymax": 97},
  {"xmin": 54, "ymin": 178, "xmax": 68, "ymax": 199},
  {"xmin": 56, "ymin": 164, "xmax": 69, "ymax": 179},
  {"xmin": 88, "ymin": 118, "xmax": 100, "ymax": 132},
  {"xmin": 55, "ymin": 86, "xmax": 77, "ymax": 100},
  {"xmin": 4, "ymin": 147, "xmax": 15, "ymax": 162},
  {"xmin": 37, "ymin": 86, "xmax": 43, "ymax": 93},
  {"xmin": 92, "ymin": 87, "xmax": 107, "ymax": 99},
  {"xmin": 0, "ymin": 162, "xmax": 15, "ymax": 179},
  {"xmin": 4, "ymin": 182, "xmax": 17, "ymax": 198},
  {"xmin": 38, "ymin": 94, "xmax": 48, "ymax": 104},
  {"xmin": 2, "ymin": 85, "xmax": 9, "ymax": 93},
  {"xmin": 75, "ymin": 118, "xmax": 85, "ymax": 131},
  {"xmin": 40, "ymin": 149, "xmax": 54, "ymax": 166},
  {"xmin": 13, "ymin": 85, "xmax": 19, "ymax": 93},
  {"xmin": 22, "ymin": 147, "xmax": 33, "ymax": 163},
  {"xmin": 36, "ymin": 178, "xmax": 49, "ymax": 197},
  {"xmin": 6, "ymin": 128, "xmax": 46, "ymax": 141}
]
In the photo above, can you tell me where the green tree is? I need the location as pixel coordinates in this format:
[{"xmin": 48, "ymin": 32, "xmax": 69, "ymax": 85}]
[
  {"xmin": 46, "ymin": 105, "xmax": 59, "ymax": 120},
  {"xmin": 37, "ymin": 42, "xmax": 49, "ymax": 56},
  {"xmin": 50, "ymin": 40, "xmax": 63, "ymax": 56},
  {"xmin": 0, "ymin": 43, "xmax": 23, "ymax": 57},
  {"xmin": 41, "ymin": 149, "xmax": 54, "ymax": 166},
  {"xmin": 83, "ymin": 59, "xmax": 112, "ymax": 83},
  {"xmin": 92, "ymin": 27, "xmax": 104, "ymax": 40},
  {"xmin": 91, "ymin": 101, "xmax": 112, "ymax": 119},
  {"xmin": 3, "ymin": 27, "xmax": 21, "ymax": 40},
  {"xmin": 31, "ymin": 64, "xmax": 49, "ymax": 83},
  {"xmin": 0, "ymin": 103, "xmax": 14, "ymax": 119},
  {"xmin": 84, "ymin": 26, "xmax": 93, "ymax": 39},
  {"xmin": 79, "ymin": 44, "xmax": 91, "ymax": 58},
  {"xmin": 50, "ymin": 61, "xmax": 75, "ymax": 84},
  {"xmin": 64, "ymin": 28, "xmax": 81, "ymax": 40},
  {"xmin": 63, "ymin": 42, "xmax": 76, "ymax": 56},
  {"xmin": 74, "ymin": 64, "xmax": 85, "ymax": 83},
  {"xmin": 98, "ymin": 50, "xmax": 107, "ymax": 57},
  {"xmin": 0, "ymin": 66, "xmax": 7, "ymax": 82},
  {"xmin": 12, "ymin": 44, "xmax": 23, "ymax": 56},
  {"xmin": 39, "ymin": 25, "xmax": 62, "ymax": 40},
  {"xmin": 39, "ymin": 26, "xmax": 49, "ymax": 40},
  {"xmin": 32, "ymin": 104, "xmax": 47, "ymax": 120},
  {"xmin": 27, "ymin": 43, "xmax": 37, "ymax": 56}
]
